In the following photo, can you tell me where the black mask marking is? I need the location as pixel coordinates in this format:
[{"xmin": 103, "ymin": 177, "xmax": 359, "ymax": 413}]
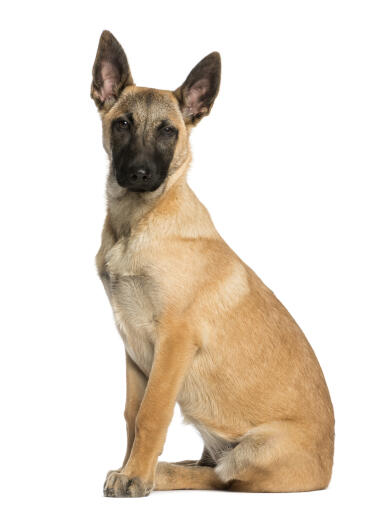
[{"xmin": 111, "ymin": 112, "xmax": 178, "ymax": 193}]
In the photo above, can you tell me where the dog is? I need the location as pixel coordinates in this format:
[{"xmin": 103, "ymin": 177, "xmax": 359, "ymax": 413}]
[{"xmin": 91, "ymin": 30, "xmax": 334, "ymax": 498}]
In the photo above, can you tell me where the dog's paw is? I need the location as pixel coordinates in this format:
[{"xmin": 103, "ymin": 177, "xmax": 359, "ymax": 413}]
[
  {"xmin": 104, "ymin": 467, "xmax": 123, "ymax": 480},
  {"xmin": 103, "ymin": 471, "xmax": 152, "ymax": 498}
]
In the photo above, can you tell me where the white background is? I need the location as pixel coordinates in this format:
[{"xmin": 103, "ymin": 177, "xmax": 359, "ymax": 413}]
[{"xmin": 0, "ymin": 1, "xmax": 382, "ymax": 509}]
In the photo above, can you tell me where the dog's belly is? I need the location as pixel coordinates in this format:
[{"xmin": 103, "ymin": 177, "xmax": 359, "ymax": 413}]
[{"xmin": 101, "ymin": 271, "xmax": 158, "ymax": 377}]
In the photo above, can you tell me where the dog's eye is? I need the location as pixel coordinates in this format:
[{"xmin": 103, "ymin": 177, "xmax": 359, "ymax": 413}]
[
  {"xmin": 118, "ymin": 120, "xmax": 129, "ymax": 130},
  {"xmin": 161, "ymin": 125, "xmax": 177, "ymax": 136}
]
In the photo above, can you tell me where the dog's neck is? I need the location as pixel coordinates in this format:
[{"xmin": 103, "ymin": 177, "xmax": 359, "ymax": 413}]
[{"xmin": 106, "ymin": 157, "xmax": 193, "ymax": 240}]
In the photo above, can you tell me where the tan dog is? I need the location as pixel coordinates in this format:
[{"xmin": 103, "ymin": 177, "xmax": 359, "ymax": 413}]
[{"xmin": 91, "ymin": 30, "xmax": 334, "ymax": 498}]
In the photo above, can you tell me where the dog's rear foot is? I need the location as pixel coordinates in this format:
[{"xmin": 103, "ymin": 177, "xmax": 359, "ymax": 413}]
[{"xmin": 171, "ymin": 459, "xmax": 199, "ymax": 466}]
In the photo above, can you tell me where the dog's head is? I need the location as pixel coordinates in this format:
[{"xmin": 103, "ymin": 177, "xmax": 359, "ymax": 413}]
[{"xmin": 91, "ymin": 31, "xmax": 221, "ymax": 193}]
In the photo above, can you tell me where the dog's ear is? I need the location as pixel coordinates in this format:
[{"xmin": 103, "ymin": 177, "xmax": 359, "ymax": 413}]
[
  {"xmin": 91, "ymin": 30, "xmax": 134, "ymax": 111},
  {"xmin": 174, "ymin": 52, "xmax": 221, "ymax": 125}
]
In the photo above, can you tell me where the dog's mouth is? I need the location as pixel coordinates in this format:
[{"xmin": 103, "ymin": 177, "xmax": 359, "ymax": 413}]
[{"xmin": 113, "ymin": 167, "xmax": 167, "ymax": 193}]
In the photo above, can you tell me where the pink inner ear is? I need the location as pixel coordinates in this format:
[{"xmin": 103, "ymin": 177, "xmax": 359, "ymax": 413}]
[
  {"xmin": 99, "ymin": 61, "xmax": 120, "ymax": 102},
  {"xmin": 185, "ymin": 78, "xmax": 210, "ymax": 115}
]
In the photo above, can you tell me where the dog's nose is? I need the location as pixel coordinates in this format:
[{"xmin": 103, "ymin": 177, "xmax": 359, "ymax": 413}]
[{"xmin": 129, "ymin": 168, "xmax": 151, "ymax": 185}]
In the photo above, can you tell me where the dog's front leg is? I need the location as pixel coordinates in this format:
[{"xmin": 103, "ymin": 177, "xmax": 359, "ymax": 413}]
[
  {"xmin": 104, "ymin": 352, "xmax": 147, "ymax": 484},
  {"xmin": 110, "ymin": 353, "xmax": 148, "ymax": 472},
  {"xmin": 122, "ymin": 353, "xmax": 148, "ymax": 467},
  {"xmin": 104, "ymin": 323, "xmax": 198, "ymax": 498}
]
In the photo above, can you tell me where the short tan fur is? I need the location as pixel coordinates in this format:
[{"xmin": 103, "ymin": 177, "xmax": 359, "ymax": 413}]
[{"xmin": 91, "ymin": 30, "xmax": 334, "ymax": 498}]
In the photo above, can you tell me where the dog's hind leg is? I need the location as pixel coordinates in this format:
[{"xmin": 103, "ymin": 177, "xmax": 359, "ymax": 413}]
[
  {"xmin": 154, "ymin": 462, "xmax": 226, "ymax": 491},
  {"xmin": 215, "ymin": 420, "xmax": 334, "ymax": 493},
  {"xmin": 171, "ymin": 446, "xmax": 217, "ymax": 467}
]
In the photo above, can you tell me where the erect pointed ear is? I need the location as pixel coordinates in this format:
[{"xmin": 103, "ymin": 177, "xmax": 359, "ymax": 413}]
[
  {"xmin": 91, "ymin": 30, "xmax": 134, "ymax": 111},
  {"xmin": 174, "ymin": 52, "xmax": 221, "ymax": 125}
]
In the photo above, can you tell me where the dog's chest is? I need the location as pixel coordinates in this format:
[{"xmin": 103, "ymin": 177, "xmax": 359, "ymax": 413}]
[{"xmin": 99, "ymin": 237, "xmax": 159, "ymax": 376}]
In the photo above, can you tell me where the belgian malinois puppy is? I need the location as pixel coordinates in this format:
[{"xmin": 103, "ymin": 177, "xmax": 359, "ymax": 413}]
[{"xmin": 91, "ymin": 30, "xmax": 334, "ymax": 498}]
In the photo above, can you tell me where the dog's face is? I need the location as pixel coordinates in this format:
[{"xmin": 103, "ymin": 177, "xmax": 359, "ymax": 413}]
[
  {"xmin": 104, "ymin": 88, "xmax": 185, "ymax": 192},
  {"xmin": 91, "ymin": 31, "xmax": 221, "ymax": 193}
]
